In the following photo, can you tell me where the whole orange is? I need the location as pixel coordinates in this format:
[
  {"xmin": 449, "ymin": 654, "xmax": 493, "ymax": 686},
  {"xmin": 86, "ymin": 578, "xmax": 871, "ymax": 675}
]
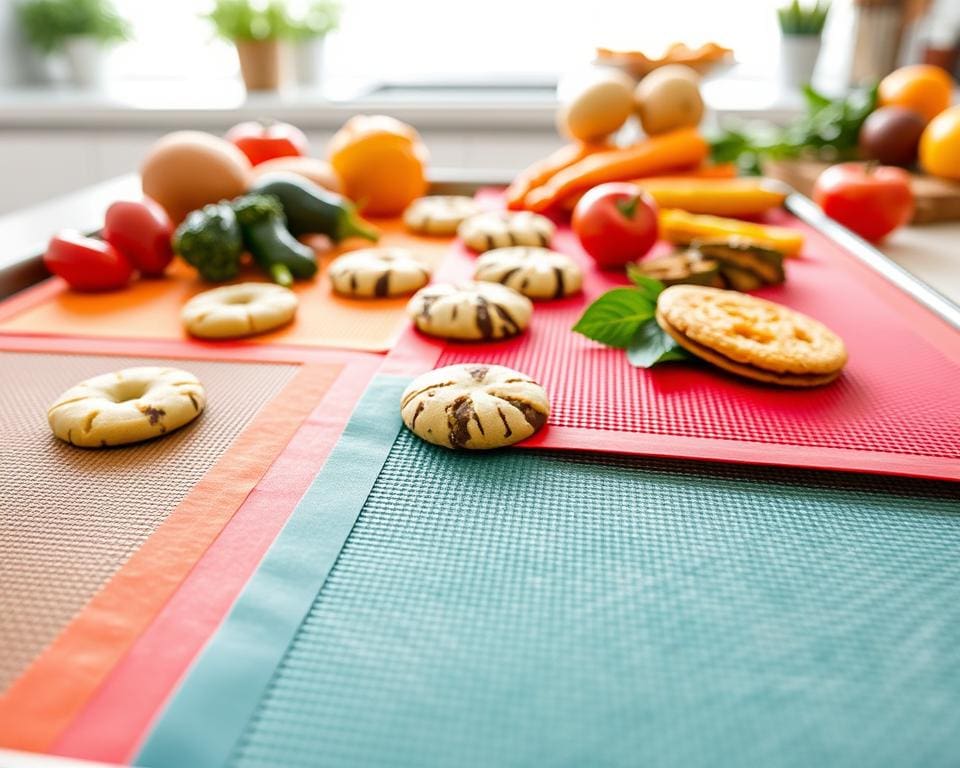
[
  {"xmin": 920, "ymin": 105, "xmax": 960, "ymax": 180},
  {"xmin": 878, "ymin": 64, "xmax": 954, "ymax": 124},
  {"xmin": 328, "ymin": 115, "xmax": 429, "ymax": 216}
]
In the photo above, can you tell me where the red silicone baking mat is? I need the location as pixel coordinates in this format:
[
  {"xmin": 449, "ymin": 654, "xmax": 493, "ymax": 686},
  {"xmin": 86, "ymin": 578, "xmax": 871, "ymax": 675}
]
[
  {"xmin": 386, "ymin": 193, "xmax": 960, "ymax": 481},
  {"xmin": 0, "ymin": 333, "xmax": 381, "ymax": 755}
]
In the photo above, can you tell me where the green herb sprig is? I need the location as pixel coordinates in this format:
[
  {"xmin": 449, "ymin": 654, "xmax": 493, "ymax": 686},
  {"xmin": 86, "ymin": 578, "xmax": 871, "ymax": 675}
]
[
  {"xmin": 572, "ymin": 271, "xmax": 692, "ymax": 369},
  {"xmin": 709, "ymin": 82, "xmax": 878, "ymax": 174},
  {"xmin": 777, "ymin": 0, "xmax": 830, "ymax": 35}
]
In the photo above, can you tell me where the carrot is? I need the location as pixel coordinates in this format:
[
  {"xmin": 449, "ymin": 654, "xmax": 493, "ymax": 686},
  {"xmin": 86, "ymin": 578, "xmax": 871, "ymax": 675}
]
[
  {"xmin": 557, "ymin": 162, "xmax": 739, "ymax": 212},
  {"xmin": 522, "ymin": 127, "xmax": 709, "ymax": 212},
  {"xmin": 505, "ymin": 141, "xmax": 609, "ymax": 210}
]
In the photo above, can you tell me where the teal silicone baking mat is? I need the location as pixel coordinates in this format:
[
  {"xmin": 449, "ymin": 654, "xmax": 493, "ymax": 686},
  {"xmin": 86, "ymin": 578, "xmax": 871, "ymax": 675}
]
[{"xmin": 138, "ymin": 375, "xmax": 960, "ymax": 768}]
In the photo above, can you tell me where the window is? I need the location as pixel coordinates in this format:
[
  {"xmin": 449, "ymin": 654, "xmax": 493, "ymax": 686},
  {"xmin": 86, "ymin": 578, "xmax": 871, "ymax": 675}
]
[{"xmin": 109, "ymin": 0, "xmax": 798, "ymax": 96}]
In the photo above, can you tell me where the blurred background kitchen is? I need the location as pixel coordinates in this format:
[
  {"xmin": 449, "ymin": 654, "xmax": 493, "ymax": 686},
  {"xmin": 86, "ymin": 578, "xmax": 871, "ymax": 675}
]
[{"xmin": 0, "ymin": 0, "xmax": 957, "ymax": 214}]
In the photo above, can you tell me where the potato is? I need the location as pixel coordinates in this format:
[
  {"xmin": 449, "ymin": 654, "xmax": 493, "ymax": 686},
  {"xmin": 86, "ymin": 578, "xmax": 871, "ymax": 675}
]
[
  {"xmin": 635, "ymin": 65, "xmax": 704, "ymax": 136},
  {"xmin": 249, "ymin": 156, "xmax": 342, "ymax": 193},
  {"xmin": 141, "ymin": 131, "xmax": 251, "ymax": 223},
  {"xmin": 558, "ymin": 68, "xmax": 635, "ymax": 142}
]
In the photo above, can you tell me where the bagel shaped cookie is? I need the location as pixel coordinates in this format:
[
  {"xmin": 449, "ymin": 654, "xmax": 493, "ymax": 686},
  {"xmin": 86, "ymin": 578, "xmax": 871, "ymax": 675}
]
[
  {"xmin": 47, "ymin": 366, "xmax": 206, "ymax": 448},
  {"xmin": 458, "ymin": 211, "xmax": 556, "ymax": 252},
  {"xmin": 403, "ymin": 195, "xmax": 481, "ymax": 236},
  {"xmin": 406, "ymin": 281, "xmax": 533, "ymax": 341},
  {"xmin": 328, "ymin": 247, "xmax": 431, "ymax": 298},
  {"xmin": 401, "ymin": 364, "xmax": 550, "ymax": 449},
  {"xmin": 473, "ymin": 246, "xmax": 583, "ymax": 300},
  {"xmin": 181, "ymin": 283, "xmax": 298, "ymax": 339}
]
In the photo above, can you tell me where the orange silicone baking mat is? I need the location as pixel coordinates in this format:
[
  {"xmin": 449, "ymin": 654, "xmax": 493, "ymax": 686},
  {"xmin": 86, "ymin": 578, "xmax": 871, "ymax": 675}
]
[
  {"xmin": 0, "ymin": 220, "xmax": 450, "ymax": 353},
  {"xmin": 0, "ymin": 339, "xmax": 359, "ymax": 753}
]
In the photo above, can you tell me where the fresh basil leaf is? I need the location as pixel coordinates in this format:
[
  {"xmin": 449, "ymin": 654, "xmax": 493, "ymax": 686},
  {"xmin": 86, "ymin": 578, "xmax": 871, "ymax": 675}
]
[
  {"xmin": 624, "ymin": 265, "xmax": 666, "ymax": 300},
  {"xmin": 572, "ymin": 288, "xmax": 657, "ymax": 349},
  {"xmin": 627, "ymin": 317, "xmax": 693, "ymax": 368}
]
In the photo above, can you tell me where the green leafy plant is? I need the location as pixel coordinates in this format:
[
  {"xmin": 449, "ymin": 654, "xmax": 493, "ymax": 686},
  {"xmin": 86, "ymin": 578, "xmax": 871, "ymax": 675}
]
[
  {"xmin": 286, "ymin": 0, "xmax": 341, "ymax": 40},
  {"xmin": 572, "ymin": 271, "xmax": 692, "ymax": 369},
  {"xmin": 777, "ymin": 0, "xmax": 830, "ymax": 35},
  {"xmin": 15, "ymin": 0, "xmax": 130, "ymax": 54},
  {"xmin": 709, "ymin": 82, "xmax": 879, "ymax": 173},
  {"xmin": 205, "ymin": 0, "xmax": 290, "ymax": 41}
]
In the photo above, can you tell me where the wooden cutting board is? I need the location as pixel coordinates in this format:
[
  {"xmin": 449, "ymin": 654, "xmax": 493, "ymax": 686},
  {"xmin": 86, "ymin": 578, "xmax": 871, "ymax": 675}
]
[{"xmin": 764, "ymin": 159, "xmax": 960, "ymax": 224}]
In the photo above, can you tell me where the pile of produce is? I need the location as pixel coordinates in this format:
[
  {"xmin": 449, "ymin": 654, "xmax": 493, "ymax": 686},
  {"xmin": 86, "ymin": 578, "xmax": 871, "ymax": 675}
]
[{"xmin": 44, "ymin": 114, "xmax": 428, "ymax": 292}]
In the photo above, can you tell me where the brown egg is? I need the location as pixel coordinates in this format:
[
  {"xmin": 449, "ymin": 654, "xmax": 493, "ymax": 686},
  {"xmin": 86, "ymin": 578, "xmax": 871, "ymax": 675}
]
[
  {"xmin": 141, "ymin": 131, "xmax": 251, "ymax": 223},
  {"xmin": 249, "ymin": 155, "xmax": 342, "ymax": 193},
  {"xmin": 558, "ymin": 68, "xmax": 635, "ymax": 142},
  {"xmin": 635, "ymin": 65, "xmax": 704, "ymax": 136}
]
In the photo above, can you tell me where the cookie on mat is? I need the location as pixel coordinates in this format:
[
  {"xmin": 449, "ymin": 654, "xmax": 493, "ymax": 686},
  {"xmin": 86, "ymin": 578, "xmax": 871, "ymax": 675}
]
[
  {"xmin": 403, "ymin": 196, "xmax": 481, "ymax": 236},
  {"xmin": 656, "ymin": 285, "xmax": 847, "ymax": 387},
  {"xmin": 328, "ymin": 247, "xmax": 431, "ymax": 298},
  {"xmin": 458, "ymin": 211, "xmax": 556, "ymax": 252},
  {"xmin": 406, "ymin": 281, "xmax": 533, "ymax": 341},
  {"xmin": 181, "ymin": 283, "xmax": 298, "ymax": 339},
  {"xmin": 48, "ymin": 367, "xmax": 206, "ymax": 448},
  {"xmin": 401, "ymin": 364, "xmax": 550, "ymax": 449},
  {"xmin": 473, "ymin": 246, "xmax": 583, "ymax": 300}
]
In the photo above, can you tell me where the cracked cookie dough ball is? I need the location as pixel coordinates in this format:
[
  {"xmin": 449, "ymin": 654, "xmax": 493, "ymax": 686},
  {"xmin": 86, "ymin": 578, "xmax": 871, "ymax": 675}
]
[
  {"xmin": 328, "ymin": 247, "xmax": 431, "ymax": 298},
  {"xmin": 473, "ymin": 246, "xmax": 583, "ymax": 299},
  {"xmin": 404, "ymin": 195, "xmax": 482, "ymax": 236},
  {"xmin": 401, "ymin": 364, "xmax": 549, "ymax": 449},
  {"xmin": 406, "ymin": 281, "xmax": 533, "ymax": 341},
  {"xmin": 458, "ymin": 211, "xmax": 556, "ymax": 252},
  {"xmin": 181, "ymin": 283, "xmax": 298, "ymax": 339},
  {"xmin": 47, "ymin": 367, "xmax": 206, "ymax": 448}
]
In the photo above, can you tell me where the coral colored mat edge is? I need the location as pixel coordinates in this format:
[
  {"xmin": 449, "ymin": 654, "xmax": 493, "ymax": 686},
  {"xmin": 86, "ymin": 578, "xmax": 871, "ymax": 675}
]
[{"xmin": 52, "ymin": 352, "xmax": 383, "ymax": 765}]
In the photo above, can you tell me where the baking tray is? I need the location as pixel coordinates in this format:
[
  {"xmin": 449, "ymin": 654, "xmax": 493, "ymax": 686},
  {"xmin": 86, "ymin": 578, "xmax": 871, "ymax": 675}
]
[
  {"xmin": 136, "ymin": 374, "xmax": 960, "ymax": 768},
  {"xmin": 385, "ymin": 191, "xmax": 960, "ymax": 481},
  {"xmin": 0, "ymin": 335, "xmax": 381, "ymax": 756}
]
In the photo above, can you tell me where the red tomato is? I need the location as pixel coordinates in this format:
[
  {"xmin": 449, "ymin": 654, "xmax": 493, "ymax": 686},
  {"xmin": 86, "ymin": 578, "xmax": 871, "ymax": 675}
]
[
  {"xmin": 102, "ymin": 197, "xmax": 174, "ymax": 276},
  {"xmin": 44, "ymin": 231, "xmax": 134, "ymax": 292},
  {"xmin": 812, "ymin": 162, "xmax": 914, "ymax": 242},
  {"xmin": 572, "ymin": 182, "xmax": 659, "ymax": 268},
  {"xmin": 225, "ymin": 120, "xmax": 309, "ymax": 166}
]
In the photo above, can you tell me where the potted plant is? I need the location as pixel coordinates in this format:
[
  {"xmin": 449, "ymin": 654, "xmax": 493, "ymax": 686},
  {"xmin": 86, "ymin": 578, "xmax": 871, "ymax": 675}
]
[
  {"xmin": 777, "ymin": 0, "xmax": 830, "ymax": 89},
  {"xmin": 207, "ymin": 0, "xmax": 290, "ymax": 92},
  {"xmin": 286, "ymin": 0, "xmax": 341, "ymax": 88},
  {"xmin": 15, "ymin": 0, "xmax": 130, "ymax": 89}
]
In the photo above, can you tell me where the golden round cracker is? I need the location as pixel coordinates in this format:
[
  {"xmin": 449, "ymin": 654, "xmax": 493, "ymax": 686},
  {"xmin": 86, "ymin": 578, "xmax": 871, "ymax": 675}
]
[{"xmin": 657, "ymin": 285, "xmax": 847, "ymax": 376}]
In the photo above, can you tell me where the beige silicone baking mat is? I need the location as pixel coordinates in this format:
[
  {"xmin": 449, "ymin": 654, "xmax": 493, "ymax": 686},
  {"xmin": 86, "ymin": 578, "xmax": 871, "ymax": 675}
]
[{"xmin": 0, "ymin": 351, "xmax": 298, "ymax": 690}]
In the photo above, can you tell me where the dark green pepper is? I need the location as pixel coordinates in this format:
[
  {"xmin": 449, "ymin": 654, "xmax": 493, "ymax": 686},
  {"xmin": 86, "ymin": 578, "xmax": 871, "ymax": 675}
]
[
  {"xmin": 232, "ymin": 193, "xmax": 317, "ymax": 287},
  {"xmin": 248, "ymin": 172, "xmax": 380, "ymax": 242}
]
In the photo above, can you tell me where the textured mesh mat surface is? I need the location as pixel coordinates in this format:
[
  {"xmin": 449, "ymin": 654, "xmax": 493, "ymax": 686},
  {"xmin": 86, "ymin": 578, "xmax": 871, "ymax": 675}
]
[
  {"xmin": 0, "ymin": 351, "xmax": 297, "ymax": 690},
  {"xmin": 226, "ymin": 434, "xmax": 960, "ymax": 767}
]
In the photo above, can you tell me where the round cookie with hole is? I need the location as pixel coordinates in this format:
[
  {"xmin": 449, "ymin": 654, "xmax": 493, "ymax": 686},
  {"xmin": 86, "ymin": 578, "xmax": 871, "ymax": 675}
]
[
  {"xmin": 181, "ymin": 283, "xmax": 298, "ymax": 339},
  {"xmin": 328, "ymin": 247, "xmax": 432, "ymax": 298},
  {"xmin": 473, "ymin": 246, "xmax": 583, "ymax": 300},
  {"xmin": 47, "ymin": 367, "xmax": 206, "ymax": 448},
  {"xmin": 406, "ymin": 281, "xmax": 533, "ymax": 341},
  {"xmin": 401, "ymin": 364, "xmax": 550, "ymax": 449}
]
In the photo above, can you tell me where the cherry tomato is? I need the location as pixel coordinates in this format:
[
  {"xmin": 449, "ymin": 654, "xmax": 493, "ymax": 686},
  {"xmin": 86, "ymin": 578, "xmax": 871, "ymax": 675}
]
[
  {"xmin": 225, "ymin": 120, "xmax": 309, "ymax": 166},
  {"xmin": 572, "ymin": 182, "xmax": 659, "ymax": 268},
  {"xmin": 102, "ymin": 197, "xmax": 174, "ymax": 276},
  {"xmin": 812, "ymin": 162, "xmax": 914, "ymax": 243},
  {"xmin": 44, "ymin": 231, "xmax": 134, "ymax": 292}
]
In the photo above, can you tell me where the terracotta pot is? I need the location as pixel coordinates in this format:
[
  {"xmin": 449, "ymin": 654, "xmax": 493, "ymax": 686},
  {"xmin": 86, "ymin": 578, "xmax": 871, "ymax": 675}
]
[{"xmin": 236, "ymin": 39, "xmax": 283, "ymax": 91}]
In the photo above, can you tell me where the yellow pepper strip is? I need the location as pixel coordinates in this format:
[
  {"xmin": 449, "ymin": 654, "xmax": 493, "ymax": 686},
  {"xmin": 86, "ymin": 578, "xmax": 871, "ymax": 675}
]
[
  {"xmin": 637, "ymin": 178, "xmax": 788, "ymax": 217},
  {"xmin": 658, "ymin": 209, "xmax": 805, "ymax": 257}
]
